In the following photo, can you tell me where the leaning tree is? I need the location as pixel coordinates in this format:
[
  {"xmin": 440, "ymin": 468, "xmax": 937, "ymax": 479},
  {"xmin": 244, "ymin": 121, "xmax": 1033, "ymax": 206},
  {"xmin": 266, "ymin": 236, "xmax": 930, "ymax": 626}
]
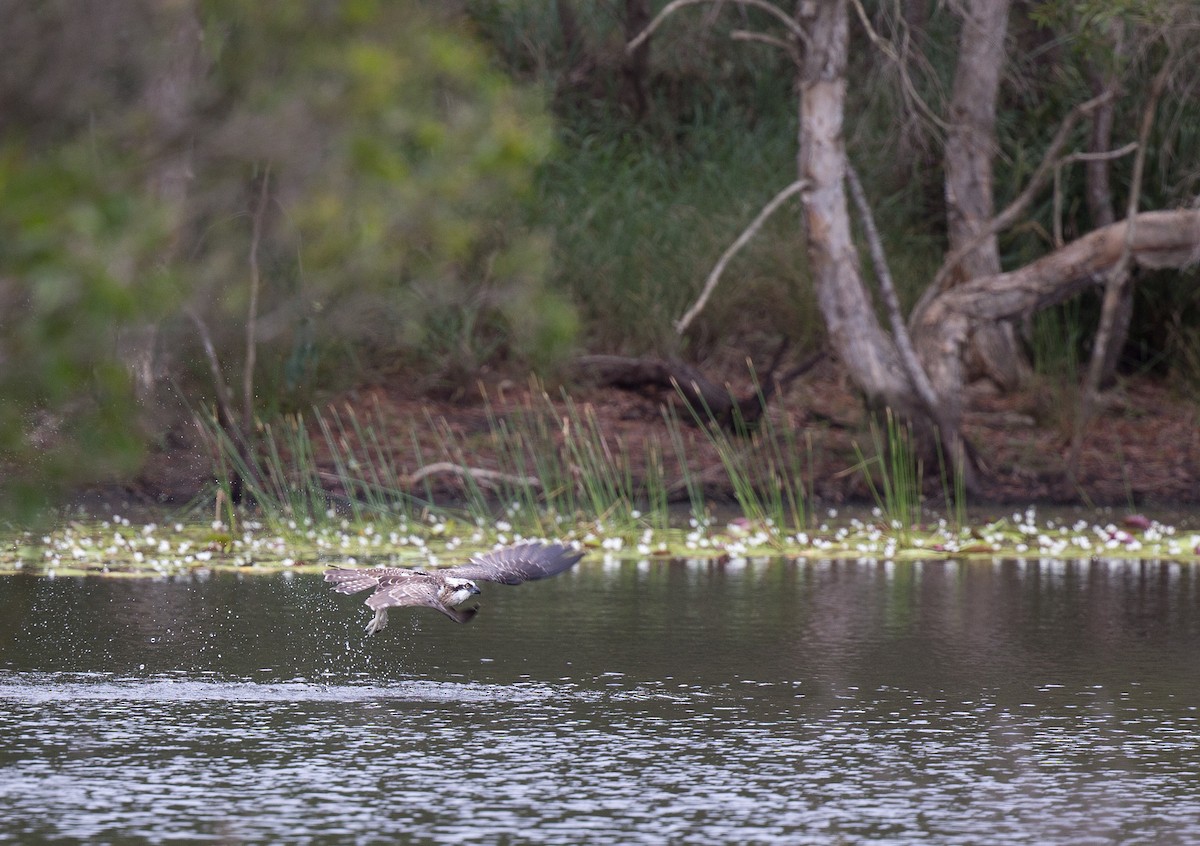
[{"xmin": 633, "ymin": 0, "xmax": 1200, "ymax": 493}]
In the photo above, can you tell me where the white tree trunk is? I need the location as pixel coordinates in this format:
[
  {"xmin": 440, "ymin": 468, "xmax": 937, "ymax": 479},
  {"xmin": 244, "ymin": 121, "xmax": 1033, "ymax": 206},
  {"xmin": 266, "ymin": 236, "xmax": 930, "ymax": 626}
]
[
  {"xmin": 944, "ymin": 0, "xmax": 1008, "ymax": 280},
  {"xmin": 797, "ymin": 0, "xmax": 912, "ymax": 415},
  {"xmin": 942, "ymin": 0, "xmax": 1025, "ymax": 390}
]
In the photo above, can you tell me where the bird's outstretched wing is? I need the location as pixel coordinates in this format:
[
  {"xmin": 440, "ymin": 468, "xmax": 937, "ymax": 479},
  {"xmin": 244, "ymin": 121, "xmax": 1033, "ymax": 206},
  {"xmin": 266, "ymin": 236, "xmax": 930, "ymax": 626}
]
[
  {"xmin": 324, "ymin": 541, "xmax": 581, "ymax": 630},
  {"xmin": 324, "ymin": 567, "xmax": 425, "ymax": 595},
  {"xmin": 446, "ymin": 541, "xmax": 583, "ymax": 585}
]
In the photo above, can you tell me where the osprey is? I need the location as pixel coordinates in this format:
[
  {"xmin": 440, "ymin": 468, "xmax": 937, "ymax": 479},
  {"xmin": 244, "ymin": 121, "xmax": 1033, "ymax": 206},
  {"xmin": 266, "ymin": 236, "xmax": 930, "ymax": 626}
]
[{"xmin": 324, "ymin": 541, "xmax": 583, "ymax": 634}]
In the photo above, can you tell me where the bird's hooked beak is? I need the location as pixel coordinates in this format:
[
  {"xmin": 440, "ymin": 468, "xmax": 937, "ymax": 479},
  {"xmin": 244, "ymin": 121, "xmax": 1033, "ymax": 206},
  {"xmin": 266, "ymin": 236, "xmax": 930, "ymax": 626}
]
[{"xmin": 469, "ymin": 583, "xmax": 482, "ymax": 595}]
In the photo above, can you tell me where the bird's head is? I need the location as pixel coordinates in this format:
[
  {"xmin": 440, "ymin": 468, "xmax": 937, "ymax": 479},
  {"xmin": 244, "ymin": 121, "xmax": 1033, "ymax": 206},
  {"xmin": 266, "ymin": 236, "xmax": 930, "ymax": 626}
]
[{"xmin": 442, "ymin": 577, "xmax": 481, "ymax": 606}]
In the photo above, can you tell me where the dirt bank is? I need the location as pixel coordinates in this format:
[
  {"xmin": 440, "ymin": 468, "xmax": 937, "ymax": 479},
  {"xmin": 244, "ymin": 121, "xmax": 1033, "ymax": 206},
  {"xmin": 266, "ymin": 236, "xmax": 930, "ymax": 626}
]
[{"xmin": 120, "ymin": 356, "xmax": 1200, "ymax": 513}]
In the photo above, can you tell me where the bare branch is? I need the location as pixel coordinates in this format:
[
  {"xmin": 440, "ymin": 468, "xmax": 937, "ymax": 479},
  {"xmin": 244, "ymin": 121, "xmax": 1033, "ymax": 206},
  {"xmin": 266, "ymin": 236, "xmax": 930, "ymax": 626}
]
[
  {"xmin": 1070, "ymin": 59, "xmax": 1173, "ymax": 477},
  {"xmin": 1060, "ymin": 143, "xmax": 1141, "ymax": 166},
  {"xmin": 675, "ymin": 179, "xmax": 807, "ymax": 335},
  {"xmin": 627, "ymin": 0, "xmax": 807, "ymax": 55},
  {"xmin": 187, "ymin": 307, "xmax": 236, "ymax": 428},
  {"xmin": 912, "ymin": 90, "xmax": 1116, "ymax": 320},
  {"xmin": 731, "ymin": 29, "xmax": 800, "ymax": 63},
  {"xmin": 848, "ymin": 156, "xmax": 990, "ymax": 484},
  {"xmin": 242, "ymin": 163, "xmax": 271, "ymax": 435},
  {"xmin": 405, "ymin": 462, "xmax": 541, "ymax": 490},
  {"xmin": 1054, "ymin": 142, "xmax": 1138, "ymax": 248},
  {"xmin": 846, "ymin": 165, "xmax": 944, "ymax": 423},
  {"xmin": 188, "ymin": 305, "xmax": 255, "ymax": 491},
  {"xmin": 913, "ymin": 209, "xmax": 1200, "ymax": 430},
  {"xmin": 849, "ymin": 0, "xmax": 950, "ymax": 133}
]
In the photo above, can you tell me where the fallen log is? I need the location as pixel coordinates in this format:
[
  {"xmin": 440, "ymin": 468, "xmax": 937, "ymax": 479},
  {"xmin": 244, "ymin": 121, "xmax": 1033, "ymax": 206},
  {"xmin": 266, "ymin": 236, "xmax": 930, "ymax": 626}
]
[
  {"xmin": 914, "ymin": 208, "xmax": 1200, "ymax": 435},
  {"xmin": 574, "ymin": 348, "xmax": 824, "ymax": 433}
]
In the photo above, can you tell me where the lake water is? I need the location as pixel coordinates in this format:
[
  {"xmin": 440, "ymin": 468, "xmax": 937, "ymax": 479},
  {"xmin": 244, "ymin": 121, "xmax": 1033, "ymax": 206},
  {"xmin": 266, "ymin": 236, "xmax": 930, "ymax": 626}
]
[{"xmin": 2, "ymin": 557, "xmax": 1199, "ymax": 844}]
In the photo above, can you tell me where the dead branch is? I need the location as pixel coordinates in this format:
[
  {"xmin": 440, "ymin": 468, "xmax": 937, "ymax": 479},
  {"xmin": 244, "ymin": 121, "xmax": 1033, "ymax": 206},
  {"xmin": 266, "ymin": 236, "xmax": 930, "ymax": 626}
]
[
  {"xmin": 675, "ymin": 179, "xmax": 808, "ymax": 334},
  {"xmin": 317, "ymin": 463, "xmax": 541, "ymax": 495},
  {"xmin": 1053, "ymin": 143, "xmax": 1138, "ymax": 248},
  {"xmin": 242, "ymin": 163, "xmax": 271, "ymax": 435},
  {"xmin": 1069, "ymin": 60, "xmax": 1173, "ymax": 477},
  {"xmin": 913, "ymin": 209, "xmax": 1200, "ymax": 451},
  {"xmin": 847, "ymin": 163, "xmax": 980, "ymax": 482},
  {"xmin": 848, "ymin": 0, "xmax": 949, "ymax": 133},
  {"xmin": 575, "ymin": 348, "xmax": 824, "ymax": 432},
  {"xmin": 187, "ymin": 307, "xmax": 237, "ymax": 433},
  {"xmin": 912, "ymin": 90, "xmax": 1116, "ymax": 320},
  {"xmin": 576, "ymin": 355, "xmax": 734, "ymax": 419},
  {"xmin": 731, "ymin": 29, "xmax": 800, "ymax": 64},
  {"xmin": 627, "ymin": 0, "xmax": 807, "ymax": 55},
  {"xmin": 928, "ymin": 211, "xmax": 1200, "ymax": 324},
  {"xmin": 846, "ymin": 166, "xmax": 943, "ymax": 415},
  {"xmin": 406, "ymin": 462, "xmax": 541, "ymax": 490},
  {"xmin": 188, "ymin": 305, "xmax": 252, "ymax": 500}
]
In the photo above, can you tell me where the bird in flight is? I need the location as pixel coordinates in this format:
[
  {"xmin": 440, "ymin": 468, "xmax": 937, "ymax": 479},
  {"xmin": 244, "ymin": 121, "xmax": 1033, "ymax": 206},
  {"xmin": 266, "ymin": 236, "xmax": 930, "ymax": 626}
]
[{"xmin": 324, "ymin": 541, "xmax": 583, "ymax": 634}]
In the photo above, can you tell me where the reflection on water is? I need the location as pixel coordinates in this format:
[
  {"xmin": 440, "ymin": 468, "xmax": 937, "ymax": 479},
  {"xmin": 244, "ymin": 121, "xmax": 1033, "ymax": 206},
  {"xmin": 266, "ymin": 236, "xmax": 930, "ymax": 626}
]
[{"xmin": 1, "ymin": 558, "xmax": 1199, "ymax": 844}]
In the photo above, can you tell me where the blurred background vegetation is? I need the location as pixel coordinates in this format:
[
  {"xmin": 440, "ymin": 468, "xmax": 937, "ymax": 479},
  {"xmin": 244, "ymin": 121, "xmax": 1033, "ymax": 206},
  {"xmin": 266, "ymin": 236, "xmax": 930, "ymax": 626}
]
[{"xmin": 0, "ymin": 0, "xmax": 1196, "ymax": 515}]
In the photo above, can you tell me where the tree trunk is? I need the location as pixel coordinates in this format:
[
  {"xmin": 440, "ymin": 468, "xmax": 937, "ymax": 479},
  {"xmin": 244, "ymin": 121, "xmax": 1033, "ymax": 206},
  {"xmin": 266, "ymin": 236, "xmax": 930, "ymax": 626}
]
[
  {"xmin": 1084, "ymin": 23, "xmax": 1130, "ymax": 387},
  {"xmin": 794, "ymin": 0, "xmax": 980, "ymax": 484},
  {"xmin": 625, "ymin": 0, "xmax": 1195, "ymax": 498},
  {"xmin": 796, "ymin": 0, "xmax": 913, "ymax": 418},
  {"xmin": 941, "ymin": 0, "xmax": 1025, "ymax": 391},
  {"xmin": 944, "ymin": 0, "xmax": 1007, "ymax": 281}
]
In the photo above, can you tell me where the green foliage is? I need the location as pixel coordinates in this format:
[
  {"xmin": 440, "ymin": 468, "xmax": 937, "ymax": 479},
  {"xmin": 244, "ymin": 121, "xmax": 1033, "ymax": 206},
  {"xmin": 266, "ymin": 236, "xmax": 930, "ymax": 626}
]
[
  {"xmin": 0, "ymin": 144, "xmax": 174, "ymax": 518},
  {"xmin": 854, "ymin": 410, "xmax": 923, "ymax": 540},
  {"xmin": 201, "ymin": 386, "xmax": 815, "ymax": 543},
  {"xmin": 535, "ymin": 116, "xmax": 812, "ymax": 353},
  {"xmin": 4, "ymin": 0, "xmax": 1200, "ymax": 519},
  {"xmin": 0, "ymin": 1, "xmax": 571, "ymax": 515},
  {"xmin": 187, "ymin": 0, "xmax": 568, "ymax": 393},
  {"xmin": 1028, "ymin": 0, "xmax": 1181, "ymax": 42},
  {"xmin": 469, "ymin": 1, "xmax": 816, "ymax": 354},
  {"xmin": 673, "ymin": 379, "xmax": 810, "ymax": 536}
]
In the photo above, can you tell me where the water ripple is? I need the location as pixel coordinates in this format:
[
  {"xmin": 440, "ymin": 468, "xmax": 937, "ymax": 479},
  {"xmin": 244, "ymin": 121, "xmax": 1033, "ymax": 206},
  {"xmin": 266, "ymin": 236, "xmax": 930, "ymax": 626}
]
[
  {"xmin": 1, "ymin": 672, "xmax": 1198, "ymax": 844},
  {"xmin": 2, "ymin": 561, "xmax": 1200, "ymax": 844}
]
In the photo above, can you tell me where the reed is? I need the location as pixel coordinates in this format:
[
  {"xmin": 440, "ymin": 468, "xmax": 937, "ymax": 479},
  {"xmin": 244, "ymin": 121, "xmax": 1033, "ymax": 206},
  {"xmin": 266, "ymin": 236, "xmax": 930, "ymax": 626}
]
[
  {"xmin": 200, "ymin": 412, "xmax": 321, "ymax": 521},
  {"xmin": 854, "ymin": 409, "xmax": 923, "ymax": 541},
  {"xmin": 934, "ymin": 427, "xmax": 969, "ymax": 534},
  {"xmin": 203, "ymin": 383, "xmax": 819, "ymax": 542},
  {"xmin": 672, "ymin": 376, "xmax": 809, "ymax": 537},
  {"xmin": 479, "ymin": 400, "xmax": 555, "ymax": 525},
  {"xmin": 747, "ymin": 379, "xmax": 812, "ymax": 532},
  {"xmin": 662, "ymin": 403, "xmax": 706, "ymax": 524}
]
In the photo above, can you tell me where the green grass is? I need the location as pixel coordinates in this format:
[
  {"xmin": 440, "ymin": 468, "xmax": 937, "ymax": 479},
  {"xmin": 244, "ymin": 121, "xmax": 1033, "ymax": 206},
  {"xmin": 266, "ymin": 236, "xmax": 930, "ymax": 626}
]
[
  {"xmin": 199, "ymin": 384, "xmax": 820, "ymax": 543},
  {"xmin": 185, "ymin": 384, "xmax": 1200, "ymax": 580},
  {"xmin": 853, "ymin": 409, "xmax": 924, "ymax": 542},
  {"xmin": 674, "ymin": 376, "xmax": 811, "ymax": 540},
  {"xmin": 934, "ymin": 428, "xmax": 969, "ymax": 533},
  {"xmin": 536, "ymin": 114, "xmax": 814, "ymax": 354}
]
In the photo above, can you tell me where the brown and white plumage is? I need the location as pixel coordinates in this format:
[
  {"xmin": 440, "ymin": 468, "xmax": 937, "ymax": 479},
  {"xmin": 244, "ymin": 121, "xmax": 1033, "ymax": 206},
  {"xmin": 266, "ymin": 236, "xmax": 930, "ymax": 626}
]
[{"xmin": 324, "ymin": 541, "xmax": 583, "ymax": 634}]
